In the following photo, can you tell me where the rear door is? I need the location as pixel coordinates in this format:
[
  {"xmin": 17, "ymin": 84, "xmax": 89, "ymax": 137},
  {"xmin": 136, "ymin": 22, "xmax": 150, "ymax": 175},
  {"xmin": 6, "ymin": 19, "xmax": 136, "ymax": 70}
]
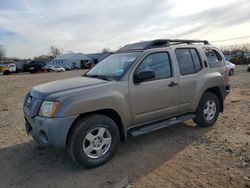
[
  {"xmin": 175, "ymin": 47, "xmax": 204, "ymax": 113},
  {"xmin": 129, "ymin": 51, "xmax": 179, "ymax": 125}
]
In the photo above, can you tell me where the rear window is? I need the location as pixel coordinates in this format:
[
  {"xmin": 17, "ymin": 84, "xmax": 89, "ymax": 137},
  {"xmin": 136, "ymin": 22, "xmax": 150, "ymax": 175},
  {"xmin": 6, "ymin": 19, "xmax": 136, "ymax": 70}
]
[{"xmin": 204, "ymin": 48, "xmax": 224, "ymax": 68}]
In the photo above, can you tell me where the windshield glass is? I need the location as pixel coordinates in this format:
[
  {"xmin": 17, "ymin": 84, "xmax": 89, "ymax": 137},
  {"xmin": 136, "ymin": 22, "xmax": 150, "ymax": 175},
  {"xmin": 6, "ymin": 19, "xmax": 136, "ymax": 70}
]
[{"xmin": 84, "ymin": 52, "xmax": 141, "ymax": 81}]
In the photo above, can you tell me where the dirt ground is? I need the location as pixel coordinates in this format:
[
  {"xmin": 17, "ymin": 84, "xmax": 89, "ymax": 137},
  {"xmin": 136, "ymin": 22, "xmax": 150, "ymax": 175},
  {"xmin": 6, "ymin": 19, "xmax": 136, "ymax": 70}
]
[{"xmin": 0, "ymin": 66, "xmax": 249, "ymax": 188}]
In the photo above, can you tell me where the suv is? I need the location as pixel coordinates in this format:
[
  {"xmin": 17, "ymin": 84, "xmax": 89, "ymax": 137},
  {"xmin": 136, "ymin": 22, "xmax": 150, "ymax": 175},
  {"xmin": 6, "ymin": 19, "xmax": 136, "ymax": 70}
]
[
  {"xmin": 23, "ymin": 61, "xmax": 46, "ymax": 73},
  {"xmin": 23, "ymin": 39, "xmax": 230, "ymax": 168}
]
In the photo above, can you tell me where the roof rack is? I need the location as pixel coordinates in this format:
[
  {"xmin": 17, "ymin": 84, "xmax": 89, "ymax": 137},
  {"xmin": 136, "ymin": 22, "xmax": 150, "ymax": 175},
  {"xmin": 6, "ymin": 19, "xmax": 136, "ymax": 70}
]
[{"xmin": 118, "ymin": 39, "xmax": 209, "ymax": 52}]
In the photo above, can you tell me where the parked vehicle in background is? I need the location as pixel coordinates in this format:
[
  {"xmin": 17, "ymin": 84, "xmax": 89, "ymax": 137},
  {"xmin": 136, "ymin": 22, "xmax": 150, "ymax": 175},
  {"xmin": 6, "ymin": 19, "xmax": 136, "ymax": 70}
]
[
  {"xmin": 16, "ymin": 63, "xmax": 25, "ymax": 72},
  {"xmin": 44, "ymin": 65, "xmax": 67, "ymax": 72},
  {"xmin": 226, "ymin": 61, "xmax": 236, "ymax": 76},
  {"xmin": 0, "ymin": 65, "xmax": 10, "ymax": 75},
  {"xmin": 248, "ymin": 64, "xmax": 250, "ymax": 72},
  {"xmin": 71, "ymin": 65, "xmax": 79, "ymax": 69},
  {"xmin": 22, "ymin": 61, "xmax": 46, "ymax": 73},
  {"xmin": 6, "ymin": 63, "xmax": 17, "ymax": 73},
  {"xmin": 43, "ymin": 64, "xmax": 54, "ymax": 72},
  {"xmin": 84, "ymin": 62, "xmax": 95, "ymax": 69},
  {"xmin": 23, "ymin": 39, "xmax": 230, "ymax": 168},
  {"xmin": 62, "ymin": 65, "xmax": 72, "ymax": 71},
  {"xmin": 51, "ymin": 66, "xmax": 65, "ymax": 72}
]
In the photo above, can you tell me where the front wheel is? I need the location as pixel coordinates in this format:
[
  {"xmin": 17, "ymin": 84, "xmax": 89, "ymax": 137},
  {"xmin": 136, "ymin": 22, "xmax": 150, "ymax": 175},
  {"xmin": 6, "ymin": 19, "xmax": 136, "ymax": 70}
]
[
  {"xmin": 67, "ymin": 114, "xmax": 120, "ymax": 168},
  {"xmin": 194, "ymin": 92, "xmax": 220, "ymax": 127}
]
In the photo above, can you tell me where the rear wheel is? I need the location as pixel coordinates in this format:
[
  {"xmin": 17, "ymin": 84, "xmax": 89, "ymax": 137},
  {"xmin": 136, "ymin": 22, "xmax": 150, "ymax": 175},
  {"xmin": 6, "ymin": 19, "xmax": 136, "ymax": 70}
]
[
  {"xmin": 67, "ymin": 114, "xmax": 120, "ymax": 168},
  {"xmin": 3, "ymin": 70, "xmax": 10, "ymax": 75},
  {"xmin": 194, "ymin": 92, "xmax": 220, "ymax": 127},
  {"xmin": 229, "ymin": 69, "xmax": 234, "ymax": 76}
]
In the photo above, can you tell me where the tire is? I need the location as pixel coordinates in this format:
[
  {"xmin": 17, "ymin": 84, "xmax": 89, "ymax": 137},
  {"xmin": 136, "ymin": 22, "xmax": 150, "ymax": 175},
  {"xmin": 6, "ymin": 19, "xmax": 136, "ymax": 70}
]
[
  {"xmin": 30, "ymin": 69, "xmax": 37, "ymax": 74},
  {"xmin": 229, "ymin": 69, "xmax": 234, "ymax": 76},
  {"xmin": 3, "ymin": 70, "xmax": 10, "ymax": 75},
  {"xmin": 67, "ymin": 114, "xmax": 120, "ymax": 168},
  {"xmin": 194, "ymin": 92, "xmax": 220, "ymax": 127}
]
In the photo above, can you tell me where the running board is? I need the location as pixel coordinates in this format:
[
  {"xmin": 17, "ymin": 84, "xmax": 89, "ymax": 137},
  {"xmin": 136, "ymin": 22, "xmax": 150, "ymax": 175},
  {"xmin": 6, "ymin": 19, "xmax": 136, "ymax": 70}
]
[{"xmin": 129, "ymin": 114, "xmax": 195, "ymax": 137}]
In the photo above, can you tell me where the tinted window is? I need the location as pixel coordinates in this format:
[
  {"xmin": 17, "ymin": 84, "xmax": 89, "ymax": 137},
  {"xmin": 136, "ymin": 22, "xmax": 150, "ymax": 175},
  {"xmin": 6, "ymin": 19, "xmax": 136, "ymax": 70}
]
[
  {"xmin": 204, "ymin": 48, "xmax": 224, "ymax": 68},
  {"xmin": 190, "ymin": 49, "xmax": 202, "ymax": 72},
  {"xmin": 175, "ymin": 49, "xmax": 195, "ymax": 75},
  {"xmin": 136, "ymin": 52, "xmax": 172, "ymax": 80}
]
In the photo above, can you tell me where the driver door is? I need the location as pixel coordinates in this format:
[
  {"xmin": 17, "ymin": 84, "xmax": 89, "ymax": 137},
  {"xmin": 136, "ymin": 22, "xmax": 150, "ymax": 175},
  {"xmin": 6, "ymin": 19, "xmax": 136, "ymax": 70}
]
[{"xmin": 129, "ymin": 51, "xmax": 179, "ymax": 125}]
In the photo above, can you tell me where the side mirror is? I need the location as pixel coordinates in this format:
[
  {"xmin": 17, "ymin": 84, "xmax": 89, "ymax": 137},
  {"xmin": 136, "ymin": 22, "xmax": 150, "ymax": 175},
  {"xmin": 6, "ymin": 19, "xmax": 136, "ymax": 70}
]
[{"xmin": 134, "ymin": 70, "xmax": 155, "ymax": 83}]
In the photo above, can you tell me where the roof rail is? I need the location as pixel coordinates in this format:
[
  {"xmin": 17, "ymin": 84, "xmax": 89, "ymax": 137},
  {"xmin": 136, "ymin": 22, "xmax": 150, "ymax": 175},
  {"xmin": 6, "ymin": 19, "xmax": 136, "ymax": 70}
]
[{"xmin": 118, "ymin": 39, "xmax": 209, "ymax": 52}]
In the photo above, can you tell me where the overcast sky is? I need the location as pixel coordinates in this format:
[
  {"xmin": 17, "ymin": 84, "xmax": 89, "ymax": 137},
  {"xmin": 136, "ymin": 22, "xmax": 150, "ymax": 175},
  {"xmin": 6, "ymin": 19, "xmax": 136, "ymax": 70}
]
[{"xmin": 0, "ymin": 0, "xmax": 250, "ymax": 58}]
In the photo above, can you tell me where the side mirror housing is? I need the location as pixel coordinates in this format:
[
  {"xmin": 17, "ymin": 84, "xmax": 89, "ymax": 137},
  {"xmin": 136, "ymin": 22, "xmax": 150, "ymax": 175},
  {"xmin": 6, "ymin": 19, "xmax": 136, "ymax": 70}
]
[{"xmin": 134, "ymin": 70, "xmax": 155, "ymax": 83}]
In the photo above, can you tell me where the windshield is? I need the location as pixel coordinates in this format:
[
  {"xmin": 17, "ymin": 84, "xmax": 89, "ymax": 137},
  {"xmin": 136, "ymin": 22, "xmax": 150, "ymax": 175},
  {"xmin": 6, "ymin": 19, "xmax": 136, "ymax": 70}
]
[{"xmin": 84, "ymin": 52, "xmax": 141, "ymax": 81}]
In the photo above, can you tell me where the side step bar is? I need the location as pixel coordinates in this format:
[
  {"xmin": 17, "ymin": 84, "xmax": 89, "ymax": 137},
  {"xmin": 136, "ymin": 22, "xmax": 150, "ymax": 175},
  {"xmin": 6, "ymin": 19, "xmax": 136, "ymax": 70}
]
[{"xmin": 129, "ymin": 114, "xmax": 195, "ymax": 137}]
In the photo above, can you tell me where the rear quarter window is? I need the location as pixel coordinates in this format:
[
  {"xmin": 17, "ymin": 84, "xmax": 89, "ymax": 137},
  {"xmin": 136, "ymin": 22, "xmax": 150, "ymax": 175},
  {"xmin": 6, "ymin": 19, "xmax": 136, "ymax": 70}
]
[{"xmin": 204, "ymin": 48, "xmax": 224, "ymax": 68}]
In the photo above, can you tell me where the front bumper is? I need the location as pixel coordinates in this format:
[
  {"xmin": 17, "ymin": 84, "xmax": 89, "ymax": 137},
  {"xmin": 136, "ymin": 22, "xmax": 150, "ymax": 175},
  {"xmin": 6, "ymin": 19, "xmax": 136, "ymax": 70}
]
[{"xmin": 25, "ymin": 115, "xmax": 77, "ymax": 148}]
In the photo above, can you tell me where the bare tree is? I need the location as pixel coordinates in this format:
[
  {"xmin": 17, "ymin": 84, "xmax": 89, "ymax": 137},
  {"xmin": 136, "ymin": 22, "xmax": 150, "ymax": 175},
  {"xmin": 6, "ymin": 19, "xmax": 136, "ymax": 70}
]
[
  {"xmin": 101, "ymin": 48, "xmax": 112, "ymax": 53},
  {"xmin": 33, "ymin": 55, "xmax": 53, "ymax": 62},
  {"xmin": 49, "ymin": 46, "xmax": 61, "ymax": 58},
  {"xmin": 221, "ymin": 43, "xmax": 250, "ymax": 51},
  {"xmin": 241, "ymin": 43, "xmax": 250, "ymax": 51},
  {"xmin": 66, "ymin": 50, "xmax": 75, "ymax": 54},
  {"xmin": 0, "ymin": 44, "xmax": 6, "ymax": 63}
]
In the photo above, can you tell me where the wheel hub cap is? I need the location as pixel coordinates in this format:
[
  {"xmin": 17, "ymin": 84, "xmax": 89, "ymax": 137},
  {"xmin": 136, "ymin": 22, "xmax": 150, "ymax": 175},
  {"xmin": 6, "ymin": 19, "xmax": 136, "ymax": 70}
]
[
  {"xmin": 92, "ymin": 137, "xmax": 103, "ymax": 148},
  {"xmin": 203, "ymin": 100, "xmax": 216, "ymax": 121},
  {"xmin": 83, "ymin": 127, "xmax": 112, "ymax": 159}
]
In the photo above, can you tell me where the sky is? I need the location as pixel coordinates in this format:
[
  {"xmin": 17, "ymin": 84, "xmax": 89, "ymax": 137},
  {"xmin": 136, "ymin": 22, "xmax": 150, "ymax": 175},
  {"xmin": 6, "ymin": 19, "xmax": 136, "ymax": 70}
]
[{"xmin": 0, "ymin": 0, "xmax": 250, "ymax": 58}]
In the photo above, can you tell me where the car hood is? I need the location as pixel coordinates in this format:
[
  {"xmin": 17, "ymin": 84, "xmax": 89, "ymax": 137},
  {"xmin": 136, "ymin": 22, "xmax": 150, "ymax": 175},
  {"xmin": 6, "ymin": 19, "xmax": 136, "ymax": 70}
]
[{"xmin": 30, "ymin": 77, "xmax": 107, "ymax": 99}]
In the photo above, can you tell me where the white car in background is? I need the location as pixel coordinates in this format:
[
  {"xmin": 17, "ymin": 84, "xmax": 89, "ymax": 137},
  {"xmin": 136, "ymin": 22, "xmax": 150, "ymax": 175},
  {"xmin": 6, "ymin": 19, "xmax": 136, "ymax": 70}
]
[
  {"xmin": 51, "ymin": 66, "xmax": 65, "ymax": 72},
  {"xmin": 226, "ymin": 61, "xmax": 236, "ymax": 76}
]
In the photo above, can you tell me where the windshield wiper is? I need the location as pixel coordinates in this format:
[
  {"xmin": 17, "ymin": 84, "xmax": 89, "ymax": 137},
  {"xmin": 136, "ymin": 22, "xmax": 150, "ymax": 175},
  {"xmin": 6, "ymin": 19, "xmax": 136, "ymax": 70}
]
[{"xmin": 84, "ymin": 74, "xmax": 112, "ymax": 81}]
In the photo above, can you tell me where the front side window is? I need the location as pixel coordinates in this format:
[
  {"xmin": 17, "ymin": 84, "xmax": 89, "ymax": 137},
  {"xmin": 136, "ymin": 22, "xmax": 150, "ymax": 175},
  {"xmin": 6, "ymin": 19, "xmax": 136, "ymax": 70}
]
[
  {"xmin": 135, "ymin": 52, "xmax": 172, "ymax": 80},
  {"xmin": 204, "ymin": 48, "xmax": 224, "ymax": 68},
  {"xmin": 85, "ymin": 52, "xmax": 141, "ymax": 81}
]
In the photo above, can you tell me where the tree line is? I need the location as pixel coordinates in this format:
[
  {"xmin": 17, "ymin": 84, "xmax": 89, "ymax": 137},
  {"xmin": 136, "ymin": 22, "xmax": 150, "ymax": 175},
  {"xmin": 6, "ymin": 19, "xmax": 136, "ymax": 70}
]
[
  {"xmin": 1, "ymin": 43, "xmax": 248, "ymax": 64},
  {"xmin": 0, "ymin": 44, "xmax": 113, "ymax": 63}
]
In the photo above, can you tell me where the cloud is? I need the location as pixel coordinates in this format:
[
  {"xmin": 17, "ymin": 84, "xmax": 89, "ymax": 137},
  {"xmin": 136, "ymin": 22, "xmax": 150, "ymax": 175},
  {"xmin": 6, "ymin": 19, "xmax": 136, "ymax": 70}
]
[
  {"xmin": 186, "ymin": 0, "xmax": 250, "ymax": 28},
  {"xmin": 0, "ymin": 0, "xmax": 26, "ymax": 11},
  {"xmin": 0, "ymin": 29, "xmax": 17, "ymax": 38},
  {"xmin": 0, "ymin": 0, "xmax": 250, "ymax": 58}
]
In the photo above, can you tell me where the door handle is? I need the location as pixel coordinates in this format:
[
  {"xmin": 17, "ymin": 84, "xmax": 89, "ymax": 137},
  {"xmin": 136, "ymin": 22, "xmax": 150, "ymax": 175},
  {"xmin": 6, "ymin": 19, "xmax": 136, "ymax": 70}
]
[{"xmin": 168, "ymin": 81, "xmax": 178, "ymax": 87}]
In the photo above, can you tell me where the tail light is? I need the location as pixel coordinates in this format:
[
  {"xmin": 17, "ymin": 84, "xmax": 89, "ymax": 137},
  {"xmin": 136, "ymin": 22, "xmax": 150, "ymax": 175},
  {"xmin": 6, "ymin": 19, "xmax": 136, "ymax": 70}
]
[{"xmin": 225, "ymin": 66, "xmax": 229, "ymax": 83}]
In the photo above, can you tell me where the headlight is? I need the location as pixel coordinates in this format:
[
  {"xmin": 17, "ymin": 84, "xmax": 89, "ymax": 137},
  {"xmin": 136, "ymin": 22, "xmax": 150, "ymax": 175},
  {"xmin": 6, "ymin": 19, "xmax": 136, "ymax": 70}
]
[{"xmin": 39, "ymin": 101, "xmax": 60, "ymax": 117}]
